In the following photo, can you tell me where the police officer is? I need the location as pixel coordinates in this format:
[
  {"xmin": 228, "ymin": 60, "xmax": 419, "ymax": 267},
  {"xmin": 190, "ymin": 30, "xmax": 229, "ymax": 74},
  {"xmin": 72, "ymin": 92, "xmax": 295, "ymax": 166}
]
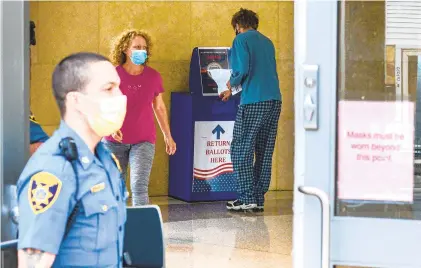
[
  {"xmin": 29, "ymin": 20, "xmax": 49, "ymax": 155},
  {"xmin": 17, "ymin": 52, "xmax": 128, "ymax": 267}
]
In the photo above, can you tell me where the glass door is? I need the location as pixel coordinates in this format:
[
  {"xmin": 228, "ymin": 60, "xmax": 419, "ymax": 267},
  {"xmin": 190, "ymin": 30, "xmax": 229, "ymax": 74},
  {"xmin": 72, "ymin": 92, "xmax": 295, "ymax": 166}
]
[{"xmin": 293, "ymin": 0, "xmax": 421, "ymax": 267}]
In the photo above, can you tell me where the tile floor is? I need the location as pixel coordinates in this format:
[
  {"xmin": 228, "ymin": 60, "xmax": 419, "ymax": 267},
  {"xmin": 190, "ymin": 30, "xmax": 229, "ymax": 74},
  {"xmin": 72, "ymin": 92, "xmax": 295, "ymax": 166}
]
[{"xmin": 148, "ymin": 191, "xmax": 294, "ymax": 268}]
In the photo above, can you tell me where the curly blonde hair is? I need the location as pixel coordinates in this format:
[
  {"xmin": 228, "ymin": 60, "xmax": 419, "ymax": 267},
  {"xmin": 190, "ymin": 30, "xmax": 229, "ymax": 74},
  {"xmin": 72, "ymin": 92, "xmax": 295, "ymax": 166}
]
[{"xmin": 110, "ymin": 29, "xmax": 153, "ymax": 66}]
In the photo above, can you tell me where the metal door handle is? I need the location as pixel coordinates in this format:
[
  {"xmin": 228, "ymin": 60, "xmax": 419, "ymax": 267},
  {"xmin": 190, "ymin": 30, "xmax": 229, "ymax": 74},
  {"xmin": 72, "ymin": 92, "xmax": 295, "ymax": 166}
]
[
  {"xmin": 10, "ymin": 206, "xmax": 19, "ymax": 225},
  {"xmin": 298, "ymin": 186, "xmax": 330, "ymax": 268}
]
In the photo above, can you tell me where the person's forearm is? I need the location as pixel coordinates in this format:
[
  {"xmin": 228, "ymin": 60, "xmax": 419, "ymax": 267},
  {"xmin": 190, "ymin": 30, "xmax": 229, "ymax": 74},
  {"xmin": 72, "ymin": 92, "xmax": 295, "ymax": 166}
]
[
  {"xmin": 153, "ymin": 107, "xmax": 172, "ymax": 139},
  {"xmin": 230, "ymin": 72, "xmax": 246, "ymax": 87}
]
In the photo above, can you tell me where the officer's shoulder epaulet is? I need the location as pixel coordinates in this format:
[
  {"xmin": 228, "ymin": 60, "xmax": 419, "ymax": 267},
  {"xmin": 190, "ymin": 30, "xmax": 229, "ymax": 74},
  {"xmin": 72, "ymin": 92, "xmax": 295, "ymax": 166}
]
[
  {"xmin": 25, "ymin": 137, "xmax": 72, "ymax": 178},
  {"xmin": 21, "ymin": 154, "xmax": 69, "ymax": 184}
]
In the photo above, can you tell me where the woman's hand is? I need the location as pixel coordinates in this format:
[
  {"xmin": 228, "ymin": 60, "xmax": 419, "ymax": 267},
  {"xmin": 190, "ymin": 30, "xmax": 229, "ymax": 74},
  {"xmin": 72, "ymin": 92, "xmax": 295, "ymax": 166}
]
[
  {"xmin": 153, "ymin": 93, "xmax": 176, "ymax": 155},
  {"xmin": 165, "ymin": 136, "xmax": 177, "ymax": 155},
  {"xmin": 112, "ymin": 130, "xmax": 123, "ymax": 143}
]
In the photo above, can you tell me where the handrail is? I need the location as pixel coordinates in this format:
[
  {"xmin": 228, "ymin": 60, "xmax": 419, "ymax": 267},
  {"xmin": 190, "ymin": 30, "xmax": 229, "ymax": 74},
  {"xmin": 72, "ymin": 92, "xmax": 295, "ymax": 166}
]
[
  {"xmin": 298, "ymin": 186, "xmax": 330, "ymax": 268},
  {"xmin": 0, "ymin": 239, "xmax": 18, "ymax": 250}
]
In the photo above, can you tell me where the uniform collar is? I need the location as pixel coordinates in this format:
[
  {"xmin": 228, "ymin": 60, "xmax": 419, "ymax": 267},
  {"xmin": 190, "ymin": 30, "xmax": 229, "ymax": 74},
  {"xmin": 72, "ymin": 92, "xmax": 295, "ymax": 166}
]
[{"xmin": 56, "ymin": 120, "xmax": 104, "ymax": 170}]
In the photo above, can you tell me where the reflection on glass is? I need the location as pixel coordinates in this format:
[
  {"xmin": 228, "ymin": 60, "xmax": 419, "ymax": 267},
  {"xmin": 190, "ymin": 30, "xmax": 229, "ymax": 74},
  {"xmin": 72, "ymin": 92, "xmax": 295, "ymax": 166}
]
[{"xmin": 335, "ymin": 1, "xmax": 421, "ymax": 220}]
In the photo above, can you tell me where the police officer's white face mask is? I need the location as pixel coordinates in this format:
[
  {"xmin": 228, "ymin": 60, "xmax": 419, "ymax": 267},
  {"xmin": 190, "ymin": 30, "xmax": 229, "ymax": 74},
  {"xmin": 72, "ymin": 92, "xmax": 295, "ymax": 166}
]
[{"xmin": 78, "ymin": 94, "xmax": 127, "ymax": 137}]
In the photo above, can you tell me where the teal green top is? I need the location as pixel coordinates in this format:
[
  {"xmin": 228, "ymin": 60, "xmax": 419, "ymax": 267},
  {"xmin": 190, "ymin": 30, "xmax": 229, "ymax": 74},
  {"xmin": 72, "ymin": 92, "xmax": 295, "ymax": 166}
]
[{"xmin": 229, "ymin": 30, "xmax": 281, "ymax": 105}]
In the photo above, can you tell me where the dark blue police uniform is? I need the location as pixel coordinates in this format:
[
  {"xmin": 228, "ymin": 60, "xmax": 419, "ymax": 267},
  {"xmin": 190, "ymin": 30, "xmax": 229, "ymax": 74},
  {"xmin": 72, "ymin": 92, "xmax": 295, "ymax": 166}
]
[
  {"xmin": 29, "ymin": 112, "xmax": 49, "ymax": 144},
  {"xmin": 17, "ymin": 120, "xmax": 128, "ymax": 267}
]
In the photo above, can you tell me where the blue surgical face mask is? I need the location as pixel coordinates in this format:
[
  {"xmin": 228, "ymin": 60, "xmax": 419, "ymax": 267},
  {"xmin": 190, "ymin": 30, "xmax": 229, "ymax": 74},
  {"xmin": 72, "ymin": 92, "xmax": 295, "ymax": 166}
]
[{"xmin": 130, "ymin": 49, "xmax": 148, "ymax": 65}]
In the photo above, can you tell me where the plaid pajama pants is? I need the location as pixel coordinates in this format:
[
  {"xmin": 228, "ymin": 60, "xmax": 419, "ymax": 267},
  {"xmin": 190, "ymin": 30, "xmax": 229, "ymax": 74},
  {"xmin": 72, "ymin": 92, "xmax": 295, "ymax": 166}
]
[{"xmin": 231, "ymin": 100, "xmax": 282, "ymax": 205}]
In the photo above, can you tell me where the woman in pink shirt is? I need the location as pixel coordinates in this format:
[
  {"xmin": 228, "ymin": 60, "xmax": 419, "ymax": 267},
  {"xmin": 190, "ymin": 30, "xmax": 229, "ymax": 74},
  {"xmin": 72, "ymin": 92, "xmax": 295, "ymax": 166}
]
[{"xmin": 104, "ymin": 29, "xmax": 176, "ymax": 206}]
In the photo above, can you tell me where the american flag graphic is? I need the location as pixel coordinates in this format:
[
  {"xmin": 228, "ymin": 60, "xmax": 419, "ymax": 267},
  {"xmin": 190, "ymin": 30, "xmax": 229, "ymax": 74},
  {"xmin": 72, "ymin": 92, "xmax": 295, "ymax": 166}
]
[{"xmin": 193, "ymin": 163, "xmax": 234, "ymax": 180}]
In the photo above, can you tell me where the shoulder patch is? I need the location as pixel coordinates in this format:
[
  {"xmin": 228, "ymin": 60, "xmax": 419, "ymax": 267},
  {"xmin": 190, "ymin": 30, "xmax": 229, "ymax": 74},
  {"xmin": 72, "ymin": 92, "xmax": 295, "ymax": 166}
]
[
  {"xmin": 111, "ymin": 153, "xmax": 122, "ymax": 172},
  {"xmin": 28, "ymin": 172, "xmax": 62, "ymax": 214},
  {"xmin": 112, "ymin": 130, "xmax": 123, "ymax": 143}
]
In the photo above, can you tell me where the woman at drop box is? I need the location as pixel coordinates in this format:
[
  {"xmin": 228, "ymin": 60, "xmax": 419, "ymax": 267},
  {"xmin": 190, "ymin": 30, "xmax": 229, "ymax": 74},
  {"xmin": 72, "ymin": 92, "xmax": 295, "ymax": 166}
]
[{"xmin": 104, "ymin": 29, "xmax": 177, "ymax": 206}]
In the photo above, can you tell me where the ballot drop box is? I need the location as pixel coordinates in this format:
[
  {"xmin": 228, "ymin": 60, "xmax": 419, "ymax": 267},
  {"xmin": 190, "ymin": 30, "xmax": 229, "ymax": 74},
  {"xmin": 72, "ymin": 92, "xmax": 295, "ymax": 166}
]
[{"xmin": 169, "ymin": 47, "xmax": 239, "ymax": 202}]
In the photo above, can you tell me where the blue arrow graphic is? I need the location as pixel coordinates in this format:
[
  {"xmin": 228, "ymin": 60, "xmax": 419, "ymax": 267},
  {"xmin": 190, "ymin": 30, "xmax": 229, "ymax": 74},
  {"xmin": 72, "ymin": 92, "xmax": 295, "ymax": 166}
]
[{"xmin": 212, "ymin": 125, "xmax": 225, "ymax": 140}]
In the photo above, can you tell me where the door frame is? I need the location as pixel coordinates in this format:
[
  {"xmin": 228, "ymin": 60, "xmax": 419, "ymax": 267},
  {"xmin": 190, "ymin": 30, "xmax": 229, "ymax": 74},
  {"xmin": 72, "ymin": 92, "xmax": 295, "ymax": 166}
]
[
  {"xmin": 395, "ymin": 45, "xmax": 421, "ymax": 100},
  {"xmin": 402, "ymin": 48, "xmax": 421, "ymax": 99},
  {"xmin": 293, "ymin": 0, "xmax": 338, "ymax": 267},
  {"xmin": 1, "ymin": 1, "xmax": 30, "ymax": 267}
]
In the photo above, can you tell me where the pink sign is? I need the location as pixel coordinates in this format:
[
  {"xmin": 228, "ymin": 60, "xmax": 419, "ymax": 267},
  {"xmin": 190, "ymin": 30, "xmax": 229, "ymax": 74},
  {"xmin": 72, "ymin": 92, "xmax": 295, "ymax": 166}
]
[{"xmin": 337, "ymin": 100, "xmax": 414, "ymax": 202}]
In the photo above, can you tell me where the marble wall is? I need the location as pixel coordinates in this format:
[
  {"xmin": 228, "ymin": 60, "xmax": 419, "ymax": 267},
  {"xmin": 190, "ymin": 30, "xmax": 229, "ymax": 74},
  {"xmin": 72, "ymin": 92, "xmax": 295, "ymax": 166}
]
[
  {"xmin": 340, "ymin": 1, "xmax": 386, "ymax": 100},
  {"xmin": 29, "ymin": 1, "xmax": 294, "ymax": 195}
]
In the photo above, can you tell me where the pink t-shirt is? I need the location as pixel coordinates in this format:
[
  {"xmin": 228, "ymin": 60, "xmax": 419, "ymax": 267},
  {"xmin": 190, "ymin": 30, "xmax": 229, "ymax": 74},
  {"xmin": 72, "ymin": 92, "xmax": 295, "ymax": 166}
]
[{"xmin": 105, "ymin": 65, "xmax": 164, "ymax": 144}]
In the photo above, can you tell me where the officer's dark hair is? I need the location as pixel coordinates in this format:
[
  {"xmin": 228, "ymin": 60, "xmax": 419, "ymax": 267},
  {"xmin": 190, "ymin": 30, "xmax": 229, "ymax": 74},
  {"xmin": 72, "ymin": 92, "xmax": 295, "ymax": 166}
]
[
  {"xmin": 52, "ymin": 52, "xmax": 110, "ymax": 116},
  {"xmin": 231, "ymin": 8, "xmax": 259, "ymax": 30},
  {"xmin": 30, "ymin": 20, "xmax": 36, "ymax": 46}
]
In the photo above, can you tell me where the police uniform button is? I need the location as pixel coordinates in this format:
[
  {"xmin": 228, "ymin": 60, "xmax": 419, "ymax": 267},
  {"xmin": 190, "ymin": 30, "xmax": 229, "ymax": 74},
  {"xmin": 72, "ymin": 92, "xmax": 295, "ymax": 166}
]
[
  {"xmin": 102, "ymin": 205, "xmax": 108, "ymax": 212},
  {"xmin": 81, "ymin": 156, "xmax": 90, "ymax": 164}
]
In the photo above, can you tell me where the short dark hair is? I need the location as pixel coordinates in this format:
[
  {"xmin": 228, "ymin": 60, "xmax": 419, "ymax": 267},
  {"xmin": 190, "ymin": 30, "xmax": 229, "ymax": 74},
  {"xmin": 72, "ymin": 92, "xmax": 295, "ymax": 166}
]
[
  {"xmin": 52, "ymin": 52, "xmax": 110, "ymax": 116},
  {"xmin": 231, "ymin": 8, "xmax": 259, "ymax": 30}
]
